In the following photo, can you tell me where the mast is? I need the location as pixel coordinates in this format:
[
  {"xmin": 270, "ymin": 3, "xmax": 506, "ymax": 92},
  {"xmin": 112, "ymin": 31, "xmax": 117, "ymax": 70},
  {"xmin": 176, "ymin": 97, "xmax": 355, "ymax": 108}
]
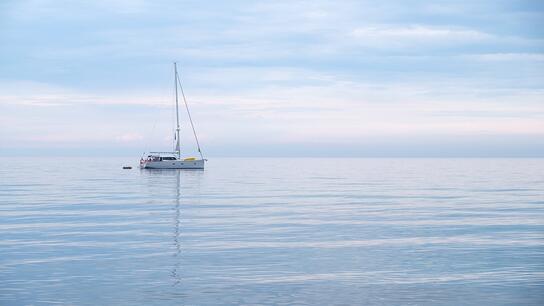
[{"xmin": 174, "ymin": 62, "xmax": 181, "ymax": 159}]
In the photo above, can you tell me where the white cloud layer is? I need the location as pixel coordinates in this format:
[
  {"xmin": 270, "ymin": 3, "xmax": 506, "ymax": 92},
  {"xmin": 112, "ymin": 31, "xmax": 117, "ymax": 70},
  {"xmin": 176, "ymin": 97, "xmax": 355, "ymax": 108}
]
[{"xmin": 1, "ymin": 0, "xmax": 543, "ymax": 156}]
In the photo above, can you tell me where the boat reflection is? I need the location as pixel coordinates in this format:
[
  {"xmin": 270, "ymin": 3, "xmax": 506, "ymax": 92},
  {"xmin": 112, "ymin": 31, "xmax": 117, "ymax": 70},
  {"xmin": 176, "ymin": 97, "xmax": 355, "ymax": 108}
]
[
  {"xmin": 142, "ymin": 169, "xmax": 205, "ymax": 286},
  {"xmin": 140, "ymin": 168, "xmax": 204, "ymax": 286}
]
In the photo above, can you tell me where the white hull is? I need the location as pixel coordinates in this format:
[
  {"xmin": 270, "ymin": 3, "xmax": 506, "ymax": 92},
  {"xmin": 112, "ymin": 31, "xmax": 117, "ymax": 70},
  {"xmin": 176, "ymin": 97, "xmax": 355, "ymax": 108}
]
[{"xmin": 142, "ymin": 159, "xmax": 205, "ymax": 169}]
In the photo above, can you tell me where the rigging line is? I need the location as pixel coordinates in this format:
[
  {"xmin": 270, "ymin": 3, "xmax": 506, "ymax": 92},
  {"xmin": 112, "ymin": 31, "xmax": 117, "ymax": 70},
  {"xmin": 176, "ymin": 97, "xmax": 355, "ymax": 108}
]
[{"xmin": 176, "ymin": 68, "xmax": 204, "ymax": 159}]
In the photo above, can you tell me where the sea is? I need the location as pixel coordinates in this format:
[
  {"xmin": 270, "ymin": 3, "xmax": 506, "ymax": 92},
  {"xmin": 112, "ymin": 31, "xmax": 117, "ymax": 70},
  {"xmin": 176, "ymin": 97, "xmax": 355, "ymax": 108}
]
[{"xmin": 1, "ymin": 157, "xmax": 543, "ymax": 305}]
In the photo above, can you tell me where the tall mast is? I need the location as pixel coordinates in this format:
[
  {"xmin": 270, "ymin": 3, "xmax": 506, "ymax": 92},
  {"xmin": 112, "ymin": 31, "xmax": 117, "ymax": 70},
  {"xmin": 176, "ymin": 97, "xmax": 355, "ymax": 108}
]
[{"xmin": 174, "ymin": 62, "xmax": 181, "ymax": 159}]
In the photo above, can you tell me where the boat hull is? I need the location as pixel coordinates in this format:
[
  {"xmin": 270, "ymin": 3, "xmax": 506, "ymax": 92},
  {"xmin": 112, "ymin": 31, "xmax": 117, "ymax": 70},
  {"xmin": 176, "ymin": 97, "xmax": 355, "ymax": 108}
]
[{"xmin": 142, "ymin": 159, "xmax": 205, "ymax": 169}]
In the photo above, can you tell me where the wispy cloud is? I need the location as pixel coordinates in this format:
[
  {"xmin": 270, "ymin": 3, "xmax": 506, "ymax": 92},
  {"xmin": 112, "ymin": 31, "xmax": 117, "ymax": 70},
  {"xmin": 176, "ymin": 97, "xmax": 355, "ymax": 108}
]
[
  {"xmin": 1, "ymin": 0, "xmax": 543, "ymax": 156},
  {"xmin": 350, "ymin": 25, "xmax": 490, "ymax": 41},
  {"xmin": 461, "ymin": 53, "xmax": 544, "ymax": 61}
]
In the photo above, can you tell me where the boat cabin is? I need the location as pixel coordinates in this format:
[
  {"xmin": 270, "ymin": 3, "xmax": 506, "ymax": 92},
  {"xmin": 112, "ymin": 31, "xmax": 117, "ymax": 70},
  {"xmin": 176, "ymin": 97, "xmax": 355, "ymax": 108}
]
[{"xmin": 145, "ymin": 153, "xmax": 178, "ymax": 162}]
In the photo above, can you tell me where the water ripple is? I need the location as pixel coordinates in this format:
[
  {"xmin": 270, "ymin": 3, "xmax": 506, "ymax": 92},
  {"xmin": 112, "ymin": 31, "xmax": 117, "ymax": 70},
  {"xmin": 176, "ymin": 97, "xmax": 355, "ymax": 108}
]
[{"xmin": 1, "ymin": 157, "xmax": 543, "ymax": 305}]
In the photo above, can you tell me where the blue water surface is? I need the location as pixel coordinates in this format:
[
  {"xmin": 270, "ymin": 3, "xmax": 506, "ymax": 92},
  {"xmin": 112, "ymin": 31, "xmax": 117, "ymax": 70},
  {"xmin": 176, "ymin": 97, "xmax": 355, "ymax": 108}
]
[{"xmin": 1, "ymin": 158, "xmax": 543, "ymax": 305}]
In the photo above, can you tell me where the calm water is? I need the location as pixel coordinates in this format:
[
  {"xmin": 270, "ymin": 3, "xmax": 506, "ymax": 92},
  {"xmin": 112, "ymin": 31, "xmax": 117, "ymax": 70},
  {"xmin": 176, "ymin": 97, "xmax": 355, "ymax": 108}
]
[{"xmin": 1, "ymin": 158, "xmax": 543, "ymax": 305}]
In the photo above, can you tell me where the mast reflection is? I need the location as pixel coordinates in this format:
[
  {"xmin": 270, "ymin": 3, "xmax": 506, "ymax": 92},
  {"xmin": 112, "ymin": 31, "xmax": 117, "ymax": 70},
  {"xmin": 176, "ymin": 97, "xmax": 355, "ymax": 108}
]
[
  {"xmin": 161, "ymin": 169, "xmax": 203, "ymax": 286},
  {"xmin": 141, "ymin": 168, "xmax": 203, "ymax": 286},
  {"xmin": 171, "ymin": 170, "xmax": 182, "ymax": 285}
]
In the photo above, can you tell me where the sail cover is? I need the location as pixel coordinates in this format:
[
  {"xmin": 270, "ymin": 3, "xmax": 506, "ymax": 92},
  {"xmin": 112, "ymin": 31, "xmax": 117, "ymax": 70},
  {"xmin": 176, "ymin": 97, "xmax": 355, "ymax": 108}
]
[{"xmin": 175, "ymin": 133, "xmax": 180, "ymax": 152}]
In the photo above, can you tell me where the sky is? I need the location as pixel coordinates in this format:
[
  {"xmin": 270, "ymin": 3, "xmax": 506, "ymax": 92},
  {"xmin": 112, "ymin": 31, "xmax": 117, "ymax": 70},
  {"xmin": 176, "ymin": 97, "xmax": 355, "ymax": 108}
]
[{"xmin": 1, "ymin": 0, "xmax": 543, "ymax": 157}]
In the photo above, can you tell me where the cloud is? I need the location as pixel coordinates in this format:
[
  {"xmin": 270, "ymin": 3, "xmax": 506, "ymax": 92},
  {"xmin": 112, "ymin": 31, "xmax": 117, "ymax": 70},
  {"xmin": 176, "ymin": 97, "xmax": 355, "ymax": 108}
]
[
  {"xmin": 461, "ymin": 53, "xmax": 544, "ymax": 61},
  {"xmin": 0, "ymin": 81, "xmax": 172, "ymax": 107},
  {"xmin": 1, "ymin": 0, "xmax": 543, "ymax": 156},
  {"xmin": 115, "ymin": 133, "xmax": 144, "ymax": 143},
  {"xmin": 4, "ymin": 68, "xmax": 542, "ymax": 152},
  {"xmin": 4, "ymin": 0, "xmax": 151, "ymax": 22},
  {"xmin": 351, "ymin": 25, "xmax": 490, "ymax": 41},
  {"xmin": 348, "ymin": 25, "xmax": 494, "ymax": 50}
]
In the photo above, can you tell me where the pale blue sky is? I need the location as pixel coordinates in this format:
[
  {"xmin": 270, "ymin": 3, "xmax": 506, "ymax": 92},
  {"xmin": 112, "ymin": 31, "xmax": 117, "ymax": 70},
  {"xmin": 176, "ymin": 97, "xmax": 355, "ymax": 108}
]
[{"xmin": 1, "ymin": 0, "xmax": 543, "ymax": 156}]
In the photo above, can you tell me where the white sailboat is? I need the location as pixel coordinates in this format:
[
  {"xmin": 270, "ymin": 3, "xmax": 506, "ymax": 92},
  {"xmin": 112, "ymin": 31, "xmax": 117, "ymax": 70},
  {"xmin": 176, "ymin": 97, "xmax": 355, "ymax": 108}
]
[{"xmin": 140, "ymin": 63, "xmax": 206, "ymax": 169}]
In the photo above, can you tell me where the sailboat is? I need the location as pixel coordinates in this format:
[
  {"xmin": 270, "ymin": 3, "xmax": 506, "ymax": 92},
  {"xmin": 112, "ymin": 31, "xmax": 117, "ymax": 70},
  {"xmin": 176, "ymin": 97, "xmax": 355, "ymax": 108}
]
[{"xmin": 140, "ymin": 63, "xmax": 206, "ymax": 169}]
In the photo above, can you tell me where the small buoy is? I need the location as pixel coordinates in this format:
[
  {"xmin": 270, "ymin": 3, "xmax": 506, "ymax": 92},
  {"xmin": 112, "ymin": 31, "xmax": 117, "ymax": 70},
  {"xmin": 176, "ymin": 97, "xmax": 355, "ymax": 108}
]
[{"xmin": 123, "ymin": 166, "xmax": 132, "ymax": 169}]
